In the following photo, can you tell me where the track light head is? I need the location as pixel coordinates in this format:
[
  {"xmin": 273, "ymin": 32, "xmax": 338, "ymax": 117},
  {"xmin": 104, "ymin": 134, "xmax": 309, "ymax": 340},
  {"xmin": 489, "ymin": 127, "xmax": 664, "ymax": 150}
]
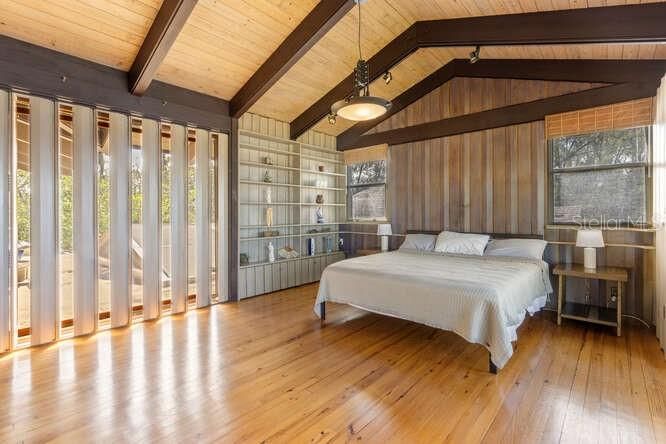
[
  {"xmin": 327, "ymin": 113, "xmax": 337, "ymax": 125},
  {"xmin": 469, "ymin": 45, "xmax": 481, "ymax": 64},
  {"xmin": 382, "ymin": 71, "xmax": 392, "ymax": 85}
]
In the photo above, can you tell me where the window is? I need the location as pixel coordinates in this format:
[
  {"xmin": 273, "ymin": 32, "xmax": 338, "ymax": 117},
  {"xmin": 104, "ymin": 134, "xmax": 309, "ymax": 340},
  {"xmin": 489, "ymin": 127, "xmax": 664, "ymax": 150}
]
[
  {"xmin": 549, "ymin": 127, "xmax": 650, "ymax": 226},
  {"xmin": 347, "ymin": 159, "xmax": 387, "ymax": 220}
]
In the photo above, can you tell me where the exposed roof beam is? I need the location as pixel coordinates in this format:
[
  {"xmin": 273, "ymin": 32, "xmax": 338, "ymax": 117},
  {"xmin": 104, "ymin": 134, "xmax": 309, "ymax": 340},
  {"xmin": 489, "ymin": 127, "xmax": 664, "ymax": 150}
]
[
  {"xmin": 337, "ymin": 59, "xmax": 666, "ymax": 147},
  {"xmin": 230, "ymin": 0, "xmax": 355, "ymax": 118},
  {"xmin": 290, "ymin": 2, "xmax": 666, "ymax": 140},
  {"xmin": 129, "ymin": 0, "xmax": 198, "ymax": 95},
  {"xmin": 0, "ymin": 35, "xmax": 230, "ymax": 131},
  {"xmin": 338, "ymin": 82, "xmax": 660, "ymax": 150}
]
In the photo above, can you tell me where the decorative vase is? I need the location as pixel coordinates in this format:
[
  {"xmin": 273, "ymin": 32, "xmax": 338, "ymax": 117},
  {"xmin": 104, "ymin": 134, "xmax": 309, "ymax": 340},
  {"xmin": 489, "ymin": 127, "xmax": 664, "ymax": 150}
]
[
  {"xmin": 263, "ymin": 170, "xmax": 272, "ymax": 183},
  {"xmin": 318, "ymin": 165, "xmax": 324, "ymax": 172},
  {"xmin": 316, "ymin": 194, "xmax": 324, "ymax": 204}
]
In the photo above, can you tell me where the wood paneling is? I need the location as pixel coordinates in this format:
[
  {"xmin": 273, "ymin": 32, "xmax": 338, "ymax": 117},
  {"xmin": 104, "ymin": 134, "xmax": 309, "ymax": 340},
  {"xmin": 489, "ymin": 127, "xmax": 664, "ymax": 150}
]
[{"xmin": 1, "ymin": 284, "xmax": 665, "ymax": 442}]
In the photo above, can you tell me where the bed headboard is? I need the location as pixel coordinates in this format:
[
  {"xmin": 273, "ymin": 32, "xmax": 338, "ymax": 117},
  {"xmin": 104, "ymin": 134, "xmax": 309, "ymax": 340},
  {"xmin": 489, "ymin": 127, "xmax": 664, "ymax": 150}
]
[{"xmin": 405, "ymin": 230, "xmax": 544, "ymax": 240}]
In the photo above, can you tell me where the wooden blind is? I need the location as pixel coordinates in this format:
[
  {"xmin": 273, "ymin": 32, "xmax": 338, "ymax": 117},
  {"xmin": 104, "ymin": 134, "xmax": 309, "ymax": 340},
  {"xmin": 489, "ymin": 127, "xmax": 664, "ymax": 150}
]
[
  {"xmin": 545, "ymin": 97, "xmax": 654, "ymax": 139},
  {"xmin": 343, "ymin": 144, "xmax": 388, "ymax": 165}
]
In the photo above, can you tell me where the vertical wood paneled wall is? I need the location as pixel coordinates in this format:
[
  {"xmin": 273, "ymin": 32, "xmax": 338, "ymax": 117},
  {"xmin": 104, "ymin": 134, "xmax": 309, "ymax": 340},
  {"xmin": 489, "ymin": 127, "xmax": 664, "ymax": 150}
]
[{"xmin": 380, "ymin": 78, "xmax": 596, "ymax": 236}]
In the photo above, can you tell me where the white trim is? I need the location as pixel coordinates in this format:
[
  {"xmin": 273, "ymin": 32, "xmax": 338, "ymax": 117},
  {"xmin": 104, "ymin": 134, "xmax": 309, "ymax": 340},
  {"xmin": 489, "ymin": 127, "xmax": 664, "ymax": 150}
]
[
  {"xmin": 0, "ymin": 90, "xmax": 9, "ymax": 352},
  {"xmin": 217, "ymin": 132, "xmax": 229, "ymax": 302},
  {"xmin": 141, "ymin": 118, "xmax": 161, "ymax": 320},
  {"xmin": 29, "ymin": 96, "xmax": 57, "ymax": 345},
  {"xmin": 72, "ymin": 104, "xmax": 97, "ymax": 335},
  {"xmin": 170, "ymin": 124, "xmax": 188, "ymax": 313},
  {"xmin": 195, "ymin": 128, "xmax": 210, "ymax": 308},
  {"xmin": 109, "ymin": 112, "xmax": 131, "ymax": 328}
]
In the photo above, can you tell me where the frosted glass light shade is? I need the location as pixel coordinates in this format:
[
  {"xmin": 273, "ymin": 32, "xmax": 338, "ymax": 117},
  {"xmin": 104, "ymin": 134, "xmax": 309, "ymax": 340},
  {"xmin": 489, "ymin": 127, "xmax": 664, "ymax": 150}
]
[
  {"xmin": 377, "ymin": 224, "xmax": 392, "ymax": 236},
  {"xmin": 332, "ymin": 96, "xmax": 391, "ymax": 121},
  {"xmin": 576, "ymin": 229, "xmax": 605, "ymax": 248}
]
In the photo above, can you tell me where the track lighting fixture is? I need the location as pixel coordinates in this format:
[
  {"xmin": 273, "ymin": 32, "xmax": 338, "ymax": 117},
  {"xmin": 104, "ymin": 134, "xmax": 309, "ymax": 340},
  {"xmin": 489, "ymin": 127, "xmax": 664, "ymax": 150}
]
[
  {"xmin": 383, "ymin": 71, "xmax": 392, "ymax": 85},
  {"xmin": 327, "ymin": 113, "xmax": 337, "ymax": 125},
  {"xmin": 469, "ymin": 45, "xmax": 481, "ymax": 64}
]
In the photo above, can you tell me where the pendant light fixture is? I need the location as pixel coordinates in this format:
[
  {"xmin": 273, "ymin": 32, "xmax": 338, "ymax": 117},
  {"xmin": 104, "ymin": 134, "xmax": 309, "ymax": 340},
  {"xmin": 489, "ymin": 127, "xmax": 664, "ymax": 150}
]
[{"xmin": 329, "ymin": 0, "xmax": 391, "ymax": 124}]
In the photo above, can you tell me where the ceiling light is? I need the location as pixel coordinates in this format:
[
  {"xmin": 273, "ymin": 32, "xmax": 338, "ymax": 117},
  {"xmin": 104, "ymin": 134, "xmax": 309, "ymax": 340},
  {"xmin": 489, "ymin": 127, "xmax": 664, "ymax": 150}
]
[
  {"xmin": 329, "ymin": 0, "xmax": 391, "ymax": 123},
  {"xmin": 469, "ymin": 45, "xmax": 481, "ymax": 64}
]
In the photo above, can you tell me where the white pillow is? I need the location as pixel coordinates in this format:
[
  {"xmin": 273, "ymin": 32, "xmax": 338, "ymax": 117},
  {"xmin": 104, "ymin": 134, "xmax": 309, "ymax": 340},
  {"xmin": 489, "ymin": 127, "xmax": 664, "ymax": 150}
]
[
  {"xmin": 484, "ymin": 238, "xmax": 547, "ymax": 260},
  {"xmin": 434, "ymin": 231, "xmax": 489, "ymax": 256},
  {"xmin": 399, "ymin": 234, "xmax": 437, "ymax": 252}
]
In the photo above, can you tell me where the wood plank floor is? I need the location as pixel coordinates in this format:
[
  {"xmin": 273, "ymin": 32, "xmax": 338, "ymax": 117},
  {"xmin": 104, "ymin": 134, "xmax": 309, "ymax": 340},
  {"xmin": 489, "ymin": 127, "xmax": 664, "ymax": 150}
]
[{"xmin": 1, "ymin": 283, "xmax": 665, "ymax": 443}]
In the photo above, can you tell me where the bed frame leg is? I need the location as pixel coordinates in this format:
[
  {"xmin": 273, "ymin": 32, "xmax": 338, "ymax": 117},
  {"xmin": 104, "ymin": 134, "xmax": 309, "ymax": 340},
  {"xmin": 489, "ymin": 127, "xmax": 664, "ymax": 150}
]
[
  {"xmin": 320, "ymin": 301, "xmax": 326, "ymax": 322},
  {"xmin": 489, "ymin": 354, "xmax": 498, "ymax": 375}
]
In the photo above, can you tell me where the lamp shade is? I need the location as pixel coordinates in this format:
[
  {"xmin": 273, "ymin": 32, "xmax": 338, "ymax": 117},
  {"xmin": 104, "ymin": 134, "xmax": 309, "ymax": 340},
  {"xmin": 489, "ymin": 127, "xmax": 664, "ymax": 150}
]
[
  {"xmin": 377, "ymin": 223, "xmax": 392, "ymax": 236},
  {"xmin": 576, "ymin": 229, "xmax": 605, "ymax": 248}
]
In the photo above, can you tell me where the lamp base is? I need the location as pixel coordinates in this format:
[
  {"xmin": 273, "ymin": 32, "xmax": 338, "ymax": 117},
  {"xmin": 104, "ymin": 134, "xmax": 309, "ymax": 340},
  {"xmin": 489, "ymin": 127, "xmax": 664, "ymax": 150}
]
[
  {"xmin": 583, "ymin": 247, "xmax": 596, "ymax": 270},
  {"xmin": 381, "ymin": 235, "xmax": 389, "ymax": 252}
]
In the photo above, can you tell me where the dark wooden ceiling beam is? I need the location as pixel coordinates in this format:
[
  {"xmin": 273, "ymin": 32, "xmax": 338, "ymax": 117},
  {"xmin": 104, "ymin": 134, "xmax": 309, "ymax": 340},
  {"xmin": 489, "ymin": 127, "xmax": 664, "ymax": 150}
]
[
  {"xmin": 230, "ymin": 0, "xmax": 355, "ymax": 118},
  {"xmin": 338, "ymin": 82, "xmax": 660, "ymax": 150},
  {"xmin": 129, "ymin": 0, "xmax": 198, "ymax": 95},
  {"xmin": 337, "ymin": 58, "xmax": 666, "ymax": 146},
  {"xmin": 290, "ymin": 2, "xmax": 666, "ymax": 140}
]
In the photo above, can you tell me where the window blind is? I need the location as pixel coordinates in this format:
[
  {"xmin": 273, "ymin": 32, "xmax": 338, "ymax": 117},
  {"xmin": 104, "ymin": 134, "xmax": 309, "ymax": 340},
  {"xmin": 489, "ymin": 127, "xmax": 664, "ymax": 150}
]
[
  {"xmin": 343, "ymin": 144, "xmax": 388, "ymax": 165},
  {"xmin": 545, "ymin": 98, "xmax": 654, "ymax": 139}
]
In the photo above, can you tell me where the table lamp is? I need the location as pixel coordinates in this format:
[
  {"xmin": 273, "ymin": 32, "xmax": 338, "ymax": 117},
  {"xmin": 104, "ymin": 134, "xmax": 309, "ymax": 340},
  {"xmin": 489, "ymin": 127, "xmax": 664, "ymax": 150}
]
[
  {"xmin": 377, "ymin": 224, "xmax": 392, "ymax": 252},
  {"xmin": 576, "ymin": 229, "xmax": 604, "ymax": 270}
]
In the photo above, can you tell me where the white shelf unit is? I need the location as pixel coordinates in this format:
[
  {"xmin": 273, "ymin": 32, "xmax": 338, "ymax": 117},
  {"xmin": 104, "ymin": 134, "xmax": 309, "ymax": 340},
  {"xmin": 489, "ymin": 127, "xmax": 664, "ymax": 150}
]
[{"xmin": 238, "ymin": 129, "xmax": 346, "ymax": 298}]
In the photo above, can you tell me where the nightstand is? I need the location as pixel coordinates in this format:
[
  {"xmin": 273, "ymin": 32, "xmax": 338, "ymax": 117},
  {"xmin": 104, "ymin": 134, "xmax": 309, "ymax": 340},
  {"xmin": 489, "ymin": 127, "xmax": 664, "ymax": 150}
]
[{"xmin": 553, "ymin": 264, "xmax": 629, "ymax": 336}]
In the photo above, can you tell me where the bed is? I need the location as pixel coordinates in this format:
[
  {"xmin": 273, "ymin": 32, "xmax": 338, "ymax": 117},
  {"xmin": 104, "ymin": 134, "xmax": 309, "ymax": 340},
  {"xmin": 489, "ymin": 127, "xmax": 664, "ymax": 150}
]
[{"xmin": 314, "ymin": 233, "xmax": 553, "ymax": 373}]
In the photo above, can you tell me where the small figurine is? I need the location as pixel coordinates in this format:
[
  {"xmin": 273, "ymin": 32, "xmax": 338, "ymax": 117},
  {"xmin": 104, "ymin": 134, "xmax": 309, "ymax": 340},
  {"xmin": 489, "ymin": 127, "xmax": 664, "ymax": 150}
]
[
  {"xmin": 266, "ymin": 207, "xmax": 273, "ymax": 227},
  {"xmin": 316, "ymin": 194, "xmax": 324, "ymax": 204},
  {"xmin": 263, "ymin": 170, "xmax": 272, "ymax": 183},
  {"xmin": 316, "ymin": 206, "xmax": 325, "ymax": 224},
  {"xmin": 265, "ymin": 188, "xmax": 272, "ymax": 204},
  {"xmin": 268, "ymin": 241, "xmax": 275, "ymax": 263}
]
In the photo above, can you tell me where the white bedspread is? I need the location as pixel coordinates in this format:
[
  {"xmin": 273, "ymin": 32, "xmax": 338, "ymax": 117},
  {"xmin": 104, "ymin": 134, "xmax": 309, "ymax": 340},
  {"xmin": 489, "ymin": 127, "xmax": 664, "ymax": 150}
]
[{"xmin": 314, "ymin": 251, "xmax": 552, "ymax": 369}]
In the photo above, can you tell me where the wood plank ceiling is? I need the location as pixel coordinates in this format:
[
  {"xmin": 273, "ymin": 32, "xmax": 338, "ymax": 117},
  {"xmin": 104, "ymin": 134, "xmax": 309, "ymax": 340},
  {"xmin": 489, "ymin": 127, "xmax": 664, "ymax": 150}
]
[{"xmin": 1, "ymin": 0, "xmax": 665, "ymax": 136}]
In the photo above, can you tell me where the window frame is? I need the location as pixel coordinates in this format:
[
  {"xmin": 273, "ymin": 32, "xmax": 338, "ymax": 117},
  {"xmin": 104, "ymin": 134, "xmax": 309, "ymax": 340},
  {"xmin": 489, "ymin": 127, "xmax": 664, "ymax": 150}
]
[
  {"xmin": 346, "ymin": 158, "xmax": 389, "ymax": 222},
  {"xmin": 547, "ymin": 126, "xmax": 653, "ymax": 228}
]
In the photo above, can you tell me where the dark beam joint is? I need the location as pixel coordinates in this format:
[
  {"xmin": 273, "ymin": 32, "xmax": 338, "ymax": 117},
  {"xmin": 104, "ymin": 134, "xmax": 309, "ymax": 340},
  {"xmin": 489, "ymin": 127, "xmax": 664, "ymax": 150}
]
[
  {"xmin": 339, "ymin": 82, "xmax": 659, "ymax": 150},
  {"xmin": 230, "ymin": 0, "xmax": 355, "ymax": 118},
  {"xmin": 129, "ymin": 0, "xmax": 198, "ymax": 95},
  {"xmin": 290, "ymin": 2, "xmax": 666, "ymax": 140}
]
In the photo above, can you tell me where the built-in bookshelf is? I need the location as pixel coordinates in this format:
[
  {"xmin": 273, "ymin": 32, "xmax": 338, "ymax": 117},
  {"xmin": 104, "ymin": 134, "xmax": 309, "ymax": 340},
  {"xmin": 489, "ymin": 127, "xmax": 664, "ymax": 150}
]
[{"xmin": 237, "ymin": 119, "xmax": 346, "ymax": 299}]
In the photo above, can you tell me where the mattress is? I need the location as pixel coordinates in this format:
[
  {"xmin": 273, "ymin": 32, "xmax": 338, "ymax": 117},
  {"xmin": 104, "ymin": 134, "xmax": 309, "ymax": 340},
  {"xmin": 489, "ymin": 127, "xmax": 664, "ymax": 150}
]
[{"xmin": 314, "ymin": 250, "xmax": 553, "ymax": 369}]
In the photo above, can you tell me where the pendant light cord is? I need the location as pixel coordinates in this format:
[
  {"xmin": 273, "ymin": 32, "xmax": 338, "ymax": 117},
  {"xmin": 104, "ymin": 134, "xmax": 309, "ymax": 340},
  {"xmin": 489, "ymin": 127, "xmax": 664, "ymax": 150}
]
[{"xmin": 357, "ymin": 1, "xmax": 362, "ymax": 60}]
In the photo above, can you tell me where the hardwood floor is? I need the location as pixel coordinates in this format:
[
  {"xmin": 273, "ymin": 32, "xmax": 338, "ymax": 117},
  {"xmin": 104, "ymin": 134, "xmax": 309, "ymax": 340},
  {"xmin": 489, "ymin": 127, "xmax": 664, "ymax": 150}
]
[{"xmin": 1, "ymin": 283, "xmax": 665, "ymax": 443}]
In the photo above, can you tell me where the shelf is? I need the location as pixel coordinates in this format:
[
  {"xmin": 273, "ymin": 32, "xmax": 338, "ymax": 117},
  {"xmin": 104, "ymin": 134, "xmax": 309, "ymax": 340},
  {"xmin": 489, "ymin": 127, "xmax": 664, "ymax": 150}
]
[
  {"xmin": 299, "ymin": 169, "xmax": 345, "ymax": 177},
  {"xmin": 241, "ymin": 202, "xmax": 301, "ymax": 206},
  {"xmin": 301, "ymin": 153, "xmax": 343, "ymax": 164},
  {"xmin": 240, "ymin": 251, "xmax": 344, "ymax": 269},
  {"xmin": 300, "ymin": 184, "xmax": 345, "ymax": 191},
  {"xmin": 240, "ymin": 143, "xmax": 299, "ymax": 157},
  {"xmin": 300, "ymin": 202, "xmax": 346, "ymax": 206},
  {"xmin": 240, "ymin": 224, "xmax": 301, "ymax": 229},
  {"xmin": 241, "ymin": 231, "xmax": 339, "ymax": 241},
  {"xmin": 561, "ymin": 302, "xmax": 618, "ymax": 327},
  {"xmin": 240, "ymin": 161, "xmax": 300, "ymax": 172},
  {"xmin": 300, "ymin": 141, "xmax": 338, "ymax": 154},
  {"xmin": 240, "ymin": 129, "xmax": 298, "ymax": 146},
  {"xmin": 240, "ymin": 180, "xmax": 300, "ymax": 188}
]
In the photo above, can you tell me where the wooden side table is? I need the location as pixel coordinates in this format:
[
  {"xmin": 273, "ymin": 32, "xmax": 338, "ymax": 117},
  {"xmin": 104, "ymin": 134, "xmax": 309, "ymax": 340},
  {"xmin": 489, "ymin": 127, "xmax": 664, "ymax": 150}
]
[{"xmin": 553, "ymin": 264, "xmax": 629, "ymax": 336}]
